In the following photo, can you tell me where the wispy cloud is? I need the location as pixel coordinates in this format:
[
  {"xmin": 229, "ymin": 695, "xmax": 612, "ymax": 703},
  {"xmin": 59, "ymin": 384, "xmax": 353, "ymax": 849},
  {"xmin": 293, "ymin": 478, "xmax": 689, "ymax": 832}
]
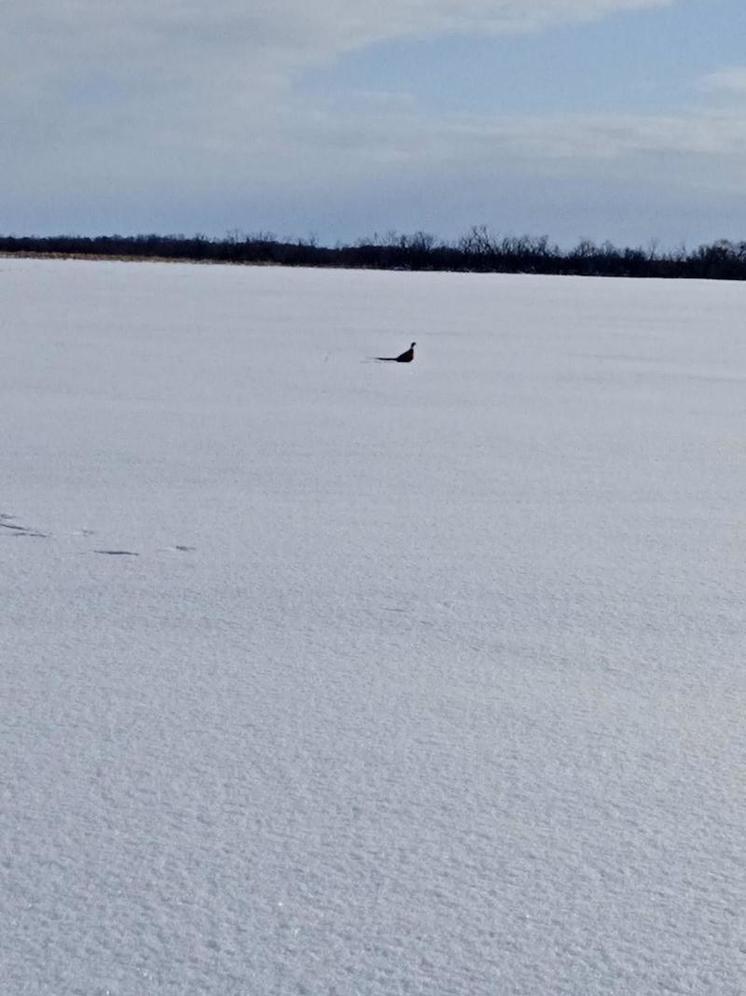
[
  {"xmin": 287, "ymin": 98, "xmax": 746, "ymax": 184},
  {"xmin": 2, "ymin": 1, "xmax": 677, "ymax": 120},
  {"xmin": 0, "ymin": 1, "xmax": 672, "ymax": 181},
  {"xmin": 699, "ymin": 66, "xmax": 746, "ymax": 94}
]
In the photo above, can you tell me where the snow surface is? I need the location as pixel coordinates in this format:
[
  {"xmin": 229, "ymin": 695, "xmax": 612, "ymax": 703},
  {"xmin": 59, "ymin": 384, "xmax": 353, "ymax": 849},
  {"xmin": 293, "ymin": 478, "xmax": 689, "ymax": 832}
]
[{"xmin": 1, "ymin": 257, "xmax": 744, "ymax": 995}]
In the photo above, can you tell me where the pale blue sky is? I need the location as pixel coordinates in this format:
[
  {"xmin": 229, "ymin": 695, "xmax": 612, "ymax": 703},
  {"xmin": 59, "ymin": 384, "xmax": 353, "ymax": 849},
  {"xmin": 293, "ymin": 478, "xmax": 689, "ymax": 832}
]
[
  {"xmin": 2, "ymin": 0, "xmax": 744, "ymax": 247},
  {"xmin": 305, "ymin": 1, "xmax": 742, "ymax": 116}
]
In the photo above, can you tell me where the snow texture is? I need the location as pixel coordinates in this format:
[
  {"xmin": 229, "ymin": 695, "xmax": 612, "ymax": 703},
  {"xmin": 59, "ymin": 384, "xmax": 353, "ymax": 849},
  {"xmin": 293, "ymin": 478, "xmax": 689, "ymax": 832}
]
[{"xmin": 1, "ymin": 258, "xmax": 744, "ymax": 995}]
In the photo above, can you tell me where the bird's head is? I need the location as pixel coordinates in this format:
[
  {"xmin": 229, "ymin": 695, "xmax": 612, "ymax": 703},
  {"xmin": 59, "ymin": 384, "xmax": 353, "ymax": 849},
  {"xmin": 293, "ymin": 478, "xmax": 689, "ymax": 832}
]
[{"xmin": 411, "ymin": 342, "xmax": 416, "ymax": 348}]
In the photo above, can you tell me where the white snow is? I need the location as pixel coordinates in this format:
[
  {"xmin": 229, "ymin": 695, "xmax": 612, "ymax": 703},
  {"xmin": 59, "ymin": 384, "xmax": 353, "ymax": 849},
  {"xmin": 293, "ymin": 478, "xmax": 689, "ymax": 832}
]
[{"xmin": 1, "ymin": 257, "xmax": 744, "ymax": 995}]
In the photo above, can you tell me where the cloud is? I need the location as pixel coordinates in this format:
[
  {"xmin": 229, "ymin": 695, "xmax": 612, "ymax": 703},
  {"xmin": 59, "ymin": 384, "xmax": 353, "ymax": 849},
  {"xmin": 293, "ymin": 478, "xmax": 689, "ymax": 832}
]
[
  {"xmin": 7, "ymin": 1, "xmax": 674, "ymax": 58},
  {"xmin": 3, "ymin": 1, "xmax": 675, "ymax": 113},
  {"xmin": 7, "ymin": 0, "xmax": 744, "ymax": 245},
  {"xmin": 0, "ymin": 1, "xmax": 670, "ymax": 185},
  {"xmin": 274, "ymin": 100, "xmax": 746, "ymax": 191},
  {"xmin": 699, "ymin": 66, "xmax": 746, "ymax": 94}
]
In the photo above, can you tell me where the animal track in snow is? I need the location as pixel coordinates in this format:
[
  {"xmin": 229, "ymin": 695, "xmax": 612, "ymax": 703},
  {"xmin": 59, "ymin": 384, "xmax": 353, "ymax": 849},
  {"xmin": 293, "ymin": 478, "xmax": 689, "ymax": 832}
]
[
  {"xmin": 0, "ymin": 513, "xmax": 48, "ymax": 538},
  {"xmin": 3, "ymin": 513, "xmax": 195, "ymax": 558}
]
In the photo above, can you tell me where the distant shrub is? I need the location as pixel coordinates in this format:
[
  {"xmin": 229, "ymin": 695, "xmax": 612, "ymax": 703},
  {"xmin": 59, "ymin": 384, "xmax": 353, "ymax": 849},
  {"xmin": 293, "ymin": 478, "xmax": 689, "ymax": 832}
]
[{"xmin": 1, "ymin": 229, "xmax": 745, "ymax": 280}]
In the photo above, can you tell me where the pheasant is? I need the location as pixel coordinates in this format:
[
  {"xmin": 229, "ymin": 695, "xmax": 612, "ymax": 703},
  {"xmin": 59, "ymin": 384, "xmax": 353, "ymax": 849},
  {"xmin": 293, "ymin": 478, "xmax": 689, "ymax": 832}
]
[{"xmin": 376, "ymin": 342, "xmax": 416, "ymax": 363}]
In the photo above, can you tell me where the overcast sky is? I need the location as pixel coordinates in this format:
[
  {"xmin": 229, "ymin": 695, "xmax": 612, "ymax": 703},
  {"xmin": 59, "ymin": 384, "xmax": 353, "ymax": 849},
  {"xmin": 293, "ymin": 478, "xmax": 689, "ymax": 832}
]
[{"xmin": 3, "ymin": 0, "xmax": 744, "ymax": 246}]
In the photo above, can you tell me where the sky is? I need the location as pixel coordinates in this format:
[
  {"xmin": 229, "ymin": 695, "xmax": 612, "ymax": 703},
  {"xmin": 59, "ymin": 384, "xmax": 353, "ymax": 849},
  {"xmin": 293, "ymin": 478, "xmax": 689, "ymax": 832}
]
[{"xmin": 2, "ymin": 0, "xmax": 745, "ymax": 247}]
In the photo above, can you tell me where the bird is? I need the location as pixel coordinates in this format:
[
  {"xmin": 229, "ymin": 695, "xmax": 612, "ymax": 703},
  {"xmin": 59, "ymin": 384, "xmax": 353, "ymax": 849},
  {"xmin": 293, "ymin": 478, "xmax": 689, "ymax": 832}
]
[{"xmin": 376, "ymin": 341, "xmax": 416, "ymax": 363}]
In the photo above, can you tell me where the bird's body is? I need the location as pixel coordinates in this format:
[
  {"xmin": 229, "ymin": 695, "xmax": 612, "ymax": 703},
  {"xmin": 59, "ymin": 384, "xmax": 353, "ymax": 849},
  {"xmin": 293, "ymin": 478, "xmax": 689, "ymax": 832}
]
[{"xmin": 376, "ymin": 342, "xmax": 416, "ymax": 363}]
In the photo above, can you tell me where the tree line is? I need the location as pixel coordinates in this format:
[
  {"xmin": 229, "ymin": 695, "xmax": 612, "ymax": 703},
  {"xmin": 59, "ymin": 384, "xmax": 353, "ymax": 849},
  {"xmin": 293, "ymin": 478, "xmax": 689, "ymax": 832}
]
[{"xmin": 2, "ymin": 227, "xmax": 746, "ymax": 280}]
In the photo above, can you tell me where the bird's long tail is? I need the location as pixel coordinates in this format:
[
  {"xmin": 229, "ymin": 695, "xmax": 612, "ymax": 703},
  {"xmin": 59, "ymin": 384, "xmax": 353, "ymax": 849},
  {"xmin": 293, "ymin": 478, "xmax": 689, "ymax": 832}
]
[{"xmin": 375, "ymin": 357, "xmax": 397, "ymax": 361}]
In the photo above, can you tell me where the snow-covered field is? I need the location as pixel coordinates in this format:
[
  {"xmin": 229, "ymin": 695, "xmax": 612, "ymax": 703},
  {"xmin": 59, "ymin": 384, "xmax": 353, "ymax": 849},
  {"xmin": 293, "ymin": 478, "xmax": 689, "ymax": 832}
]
[{"xmin": 1, "ymin": 257, "xmax": 744, "ymax": 995}]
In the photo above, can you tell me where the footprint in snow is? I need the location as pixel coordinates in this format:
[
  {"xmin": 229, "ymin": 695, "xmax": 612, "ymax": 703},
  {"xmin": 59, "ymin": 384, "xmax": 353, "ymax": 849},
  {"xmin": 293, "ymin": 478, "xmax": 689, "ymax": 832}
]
[
  {"xmin": 0, "ymin": 513, "xmax": 48, "ymax": 538},
  {"xmin": 94, "ymin": 546, "xmax": 195, "ymax": 556},
  {"xmin": 3, "ymin": 514, "xmax": 193, "ymax": 557}
]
